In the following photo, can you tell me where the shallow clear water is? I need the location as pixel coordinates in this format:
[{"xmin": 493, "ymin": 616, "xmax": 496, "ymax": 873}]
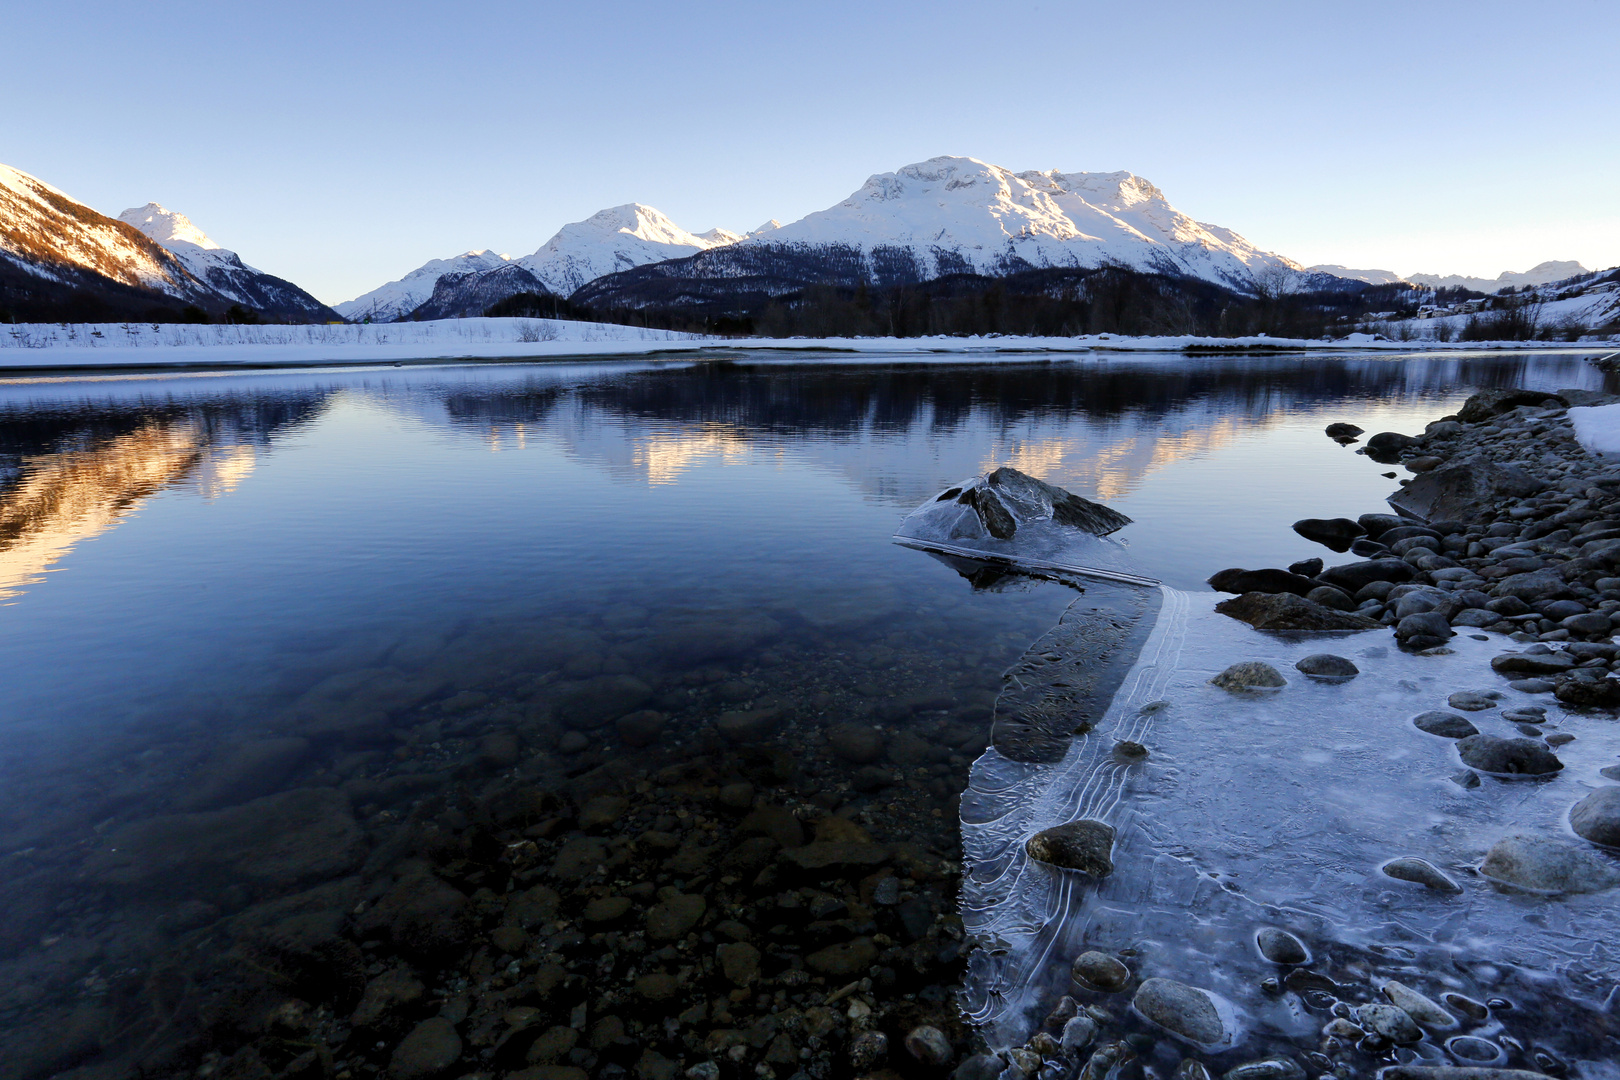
[{"xmin": 0, "ymin": 348, "xmax": 1612, "ymax": 1076}]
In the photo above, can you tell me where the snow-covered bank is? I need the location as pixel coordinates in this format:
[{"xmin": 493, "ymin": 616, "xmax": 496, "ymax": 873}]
[{"xmin": 0, "ymin": 317, "xmax": 1614, "ymax": 371}]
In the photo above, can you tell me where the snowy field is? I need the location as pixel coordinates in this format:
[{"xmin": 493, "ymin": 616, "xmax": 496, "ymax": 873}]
[{"xmin": 0, "ymin": 317, "xmax": 1613, "ymax": 370}]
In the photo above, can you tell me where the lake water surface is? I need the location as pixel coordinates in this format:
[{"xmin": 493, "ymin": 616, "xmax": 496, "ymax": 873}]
[{"xmin": 0, "ymin": 348, "xmax": 1612, "ymax": 1078}]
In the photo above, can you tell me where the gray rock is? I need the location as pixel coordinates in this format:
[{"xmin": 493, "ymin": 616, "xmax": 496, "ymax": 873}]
[
  {"xmin": 1381, "ymin": 1069, "xmax": 1551, "ymax": 1080},
  {"xmin": 1211, "ymin": 661, "xmax": 1286, "ymax": 691},
  {"xmin": 827, "ymin": 723, "xmax": 885, "ymax": 763},
  {"xmin": 1447, "ymin": 690, "xmax": 1500, "ymax": 711},
  {"xmin": 1287, "ymin": 557, "xmax": 1324, "ymax": 577},
  {"xmin": 389, "ymin": 1017, "xmax": 462, "ymax": 1080},
  {"xmin": 1059, "ymin": 1015, "xmax": 1097, "ymax": 1052},
  {"xmin": 1492, "ymin": 568, "xmax": 1572, "ymax": 604},
  {"xmin": 1318, "ymin": 558, "xmax": 1414, "ymax": 592},
  {"xmin": 1455, "ymin": 387, "xmax": 1566, "ymax": 422},
  {"xmin": 646, "ymin": 891, "xmax": 706, "ymax": 940},
  {"xmin": 1365, "ymin": 431, "xmax": 1420, "ymax": 462},
  {"xmin": 1223, "ymin": 1061, "xmax": 1305, "ymax": 1080},
  {"xmin": 177, "ymin": 737, "xmax": 311, "ymax": 811},
  {"xmin": 1480, "ymin": 833, "xmax": 1620, "ymax": 893},
  {"xmin": 1292, "ymin": 517, "xmax": 1365, "ymax": 552},
  {"xmin": 849, "ymin": 1030, "xmax": 888, "ymax": 1070},
  {"xmin": 1133, "ymin": 978, "xmax": 1230, "ymax": 1048},
  {"xmin": 1389, "ymin": 460, "xmax": 1544, "ymax": 523},
  {"xmin": 1569, "ymin": 786, "xmax": 1620, "ymax": 846},
  {"xmin": 1564, "ymin": 612, "xmax": 1613, "ymax": 635},
  {"xmin": 614, "ymin": 709, "xmax": 666, "ymax": 746},
  {"xmin": 1412, "ymin": 712, "xmax": 1478, "ymax": 739},
  {"xmin": 1295, "ymin": 653, "xmax": 1358, "ymax": 679},
  {"xmin": 1491, "ymin": 651, "xmax": 1576, "ymax": 676},
  {"xmin": 1381, "ymin": 857, "xmax": 1462, "ymax": 894},
  {"xmin": 1325, "ymin": 422, "xmax": 1364, "ymax": 440},
  {"xmin": 1381, "ymin": 980, "xmax": 1456, "ymax": 1029},
  {"xmin": 1026, "ymin": 820, "xmax": 1115, "ymax": 877},
  {"xmin": 713, "ymin": 707, "xmax": 783, "ymax": 743},
  {"xmin": 1397, "ymin": 611, "xmax": 1454, "ymax": 643},
  {"xmin": 555, "ymin": 674, "xmax": 654, "ymax": 729},
  {"xmin": 904, "ymin": 1026, "xmax": 952, "ymax": 1066},
  {"xmin": 1254, "ymin": 927, "xmax": 1308, "ymax": 964},
  {"xmin": 1456, "ymin": 735, "xmax": 1563, "ymax": 775},
  {"xmin": 1214, "ymin": 592, "xmax": 1379, "ymax": 632},
  {"xmin": 808, "ymin": 936, "xmax": 878, "ymax": 977},
  {"xmin": 1306, "ymin": 586, "xmax": 1357, "ymax": 611},
  {"xmin": 1355, "ymin": 1002, "xmax": 1421, "ymax": 1044},
  {"xmin": 1358, "ymin": 513, "xmax": 1407, "ymax": 537},
  {"xmin": 1071, "ymin": 950, "xmax": 1130, "ymax": 991},
  {"xmin": 1449, "ymin": 608, "xmax": 1498, "ymax": 628},
  {"xmin": 1207, "ymin": 567, "xmax": 1319, "ymax": 596},
  {"xmin": 952, "ymin": 1054, "xmax": 1004, "ymax": 1080},
  {"xmin": 84, "ymin": 787, "xmax": 362, "ymax": 894}
]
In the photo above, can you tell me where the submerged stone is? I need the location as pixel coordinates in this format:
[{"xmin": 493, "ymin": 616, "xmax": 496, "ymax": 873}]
[
  {"xmin": 1455, "ymin": 735, "xmax": 1563, "ymax": 776},
  {"xmin": 1479, "ymin": 833, "xmax": 1620, "ymax": 893},
  {"xmin": 1295, "ymin": 653, "xmax": 1359, "ymax": 679},
  {"xmin": 1214, "ymin": 591, "xmax": 1379, "ymax": 632},
  {"xmin": 1412, "ymin": 711, "xmax": 1478, "ymax": 739},
  {"xmin": 1381, "ymin": 857, "xmax": 1462, "ymax": 894},
  {"xmin": 1070, "ymin": 950, "xmax": 1130, "ymax": 992},
  {"xmin": 1133, "ymin": 978, "xmax": 1230, "ymax": 1048},
  {"xmin": 1254, "ymin": 927, "xmax": 1308, "ymax": 965},
  {"xmin": 1569, "ymin": 786, "xmax": 1620, "ymax": 847},
  {"xmin": 1211, "ymin": 661, "xmax": 1286, "ymax": 691},
  {"xmin": 1026, "ymin": 820, "xmax": 1115, "ymax": 877}
]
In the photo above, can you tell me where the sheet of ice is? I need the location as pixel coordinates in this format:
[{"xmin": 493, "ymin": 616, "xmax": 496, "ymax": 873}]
[
  {"xmin": 960, "ymin": 589, "xmax": 1620, "ymax": 1063},
  {"xmin": 1570, "ymin": 402, "xmax": 1620, "ymax": 456}
]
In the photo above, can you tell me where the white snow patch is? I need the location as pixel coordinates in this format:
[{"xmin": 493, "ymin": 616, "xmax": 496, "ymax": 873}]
[{"xmin": 1570, "ymin": 402, "xmax": 1620, "ymax": 456}]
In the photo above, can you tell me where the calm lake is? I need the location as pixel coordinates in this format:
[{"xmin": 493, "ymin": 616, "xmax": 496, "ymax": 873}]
[{"xmin": 0, "ymin": 348, "xmax": 1611, "ymax": 1079}]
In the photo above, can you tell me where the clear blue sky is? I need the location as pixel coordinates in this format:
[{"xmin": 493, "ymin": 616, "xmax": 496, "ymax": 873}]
[{"xmin": 6, "ymin": 0, "xmax": 1616, "ymax": 304}]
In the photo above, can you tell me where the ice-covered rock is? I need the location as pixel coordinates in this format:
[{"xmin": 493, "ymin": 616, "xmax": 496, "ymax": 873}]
[{"xmin": 898, "ymin": 466, "xmax": 1129, "ymax": 552}]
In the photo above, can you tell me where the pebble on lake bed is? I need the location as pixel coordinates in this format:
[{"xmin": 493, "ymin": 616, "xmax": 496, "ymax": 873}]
[
  {"xmin": 1295, "ymin": 653, "xmax": 1359, "ymax": 679},
  {"xmin": 1133, "ymin": 978, "xmax": 1232, "ymax": 1049},
  {"xmin": 1254, "ymin": 927, "xmax": 1309, "ymax": 964},
  {"xmin": 1026, "ymin": 819, "xmax": 1115, "ymax": 877},
  {"xmin": 1071, "ymin": 950, "xmax": 1131, "ymax": 992},
  {"xmin": 1211, "ymin": 661, "xmax": 1286, "ymax": 692},
  {"xmin": 1381, "ymin": 856, "xmax": 1462, "ymax": 894}
]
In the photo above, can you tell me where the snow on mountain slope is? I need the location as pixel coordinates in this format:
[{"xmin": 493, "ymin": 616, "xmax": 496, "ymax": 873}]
[
  {"xmin": 0, "ymin": 164, "xmax": 202, "ymax": 298},
  {"xmin": 334, "ymin": 249, "xmax": 512, "ymax": 322},
  {"xmin": 746, "ymin": 156, "xmax": 1301, "ymax": 292},
  {"xmin": 514, "ymin": 204, "xmax": 739, "ymax": 296},
  {"xmin": 1408, "ymin": 260, "xmax": 1589, "ymax": 294},
  {"xmin": 118, "ymin": 203, "xmax": 334, "ymax": 320},
  {"xmin": 1308, "ymin": 264, "xmax": 1409, "ymax": 286}
]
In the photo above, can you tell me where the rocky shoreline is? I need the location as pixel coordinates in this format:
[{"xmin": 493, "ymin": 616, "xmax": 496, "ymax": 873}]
[{"xmin": 973, "ymin": 382, "xmax": 1620, "ymax": 1080}]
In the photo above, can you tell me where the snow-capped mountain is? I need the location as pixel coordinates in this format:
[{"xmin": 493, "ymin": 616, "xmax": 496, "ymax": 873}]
[
  {"xmin": 1, "ymin": 163, "xmax": 210, "ymax": 307},
  {"xmin": 1408, "ymin": 261, "xmax": 1589, "ymax": 294},
  {"xmin": 334, "ymin": 249, "xmax": 511, "ymax": 322},
  {"xmin": 740, "ymin": 156, "xmax": 1302, "ymax": 291},
  {"xmin": 516, "ymin": 204, "xmax": 738, "ymax": 295},
  {"xmin": 1306, "ymin": 264, "xmax": 1410, "ymax": 286},
  {"xmin": 0, "ymin": 161, "xmax": 335, "ymax": 322},
  {"xmin": 1307, "ymin": 260, "xmax": 1590, "ymax": 295},
  {"xmin": 118, "ymin": 203, "xmax": 334, "ymax": 321},
  {"xmin": 353, "ymin": 204, "xmax": 750, "ymax": 322}
]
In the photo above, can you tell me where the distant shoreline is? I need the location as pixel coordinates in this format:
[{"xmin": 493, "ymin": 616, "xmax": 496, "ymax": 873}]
[{"xmin": 0, "ymin": 316, "xmax": 1613, "ymax": 374}]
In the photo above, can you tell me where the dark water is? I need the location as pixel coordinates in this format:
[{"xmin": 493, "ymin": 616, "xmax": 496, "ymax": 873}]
[{"xmin": 0, "ymin": 348, "xmax": 1609, "ymax": 1077}]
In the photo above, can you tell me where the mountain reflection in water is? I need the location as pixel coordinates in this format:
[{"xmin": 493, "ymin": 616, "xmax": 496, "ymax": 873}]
[{"xmin": 0, "ymin": 349, "xmax": 1610, "ymax": 1078}]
